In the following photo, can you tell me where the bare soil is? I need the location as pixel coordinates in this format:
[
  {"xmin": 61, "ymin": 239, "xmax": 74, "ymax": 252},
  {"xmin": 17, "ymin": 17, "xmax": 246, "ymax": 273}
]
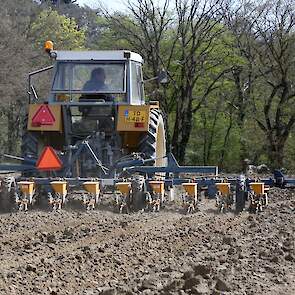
[{"xmin": 0, "ymin": 188, "xmax": 294, "ymax": 295}]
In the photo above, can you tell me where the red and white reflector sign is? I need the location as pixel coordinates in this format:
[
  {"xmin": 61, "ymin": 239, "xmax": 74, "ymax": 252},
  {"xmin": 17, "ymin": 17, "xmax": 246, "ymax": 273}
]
[
  {"xmin": 36, "ymin": 146, "xmax": 62, "ymax": 171},
  {"xmin": 32, "ymin": 105, "xmax": 55, "ymax": 127}
]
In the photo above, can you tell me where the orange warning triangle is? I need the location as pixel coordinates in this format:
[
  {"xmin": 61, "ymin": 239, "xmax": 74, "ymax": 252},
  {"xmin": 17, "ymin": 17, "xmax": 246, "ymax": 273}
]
[{"xmin": 36, "ymin": 146, "xmax": 62, "ymax": 171}]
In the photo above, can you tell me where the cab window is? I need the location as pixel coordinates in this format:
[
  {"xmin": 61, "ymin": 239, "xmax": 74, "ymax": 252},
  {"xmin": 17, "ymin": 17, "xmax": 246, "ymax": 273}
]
[
  {"xmin": 52, "ymin": 62, "xmax": 126, "ymax": 103},
  {"xmin": 131, "ymin": 62, "xmax": 144, "ymax": 103}
]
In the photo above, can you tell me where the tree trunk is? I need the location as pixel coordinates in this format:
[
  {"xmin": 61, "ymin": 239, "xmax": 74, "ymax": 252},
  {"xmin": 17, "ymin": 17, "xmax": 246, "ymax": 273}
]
[
  {"xmin": 171, "ymin": 91, "xmax": 193, "ymax": 164},
  {"xmin": 219, "ymin": 113, "xmax": 233, "ymax": 169},
  {"xmin": 268, "ymin": 137, "xmax": 286, "ymax": 169},
  {"xmin": 232, "ymin": 68, "xmax": 252, "ymax": 170}
]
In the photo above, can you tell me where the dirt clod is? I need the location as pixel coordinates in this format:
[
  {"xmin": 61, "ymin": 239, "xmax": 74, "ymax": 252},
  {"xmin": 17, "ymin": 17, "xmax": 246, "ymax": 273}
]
[
  {"xmin": 184, "ymin": 276, "xmax": 201, "ymax": 289},
  {"xmin": 193, "ymin": 264, "xmax": 212, "ymax": 276},
  {"xmin": 215, "ymin": 278, "xmax": 231, "ymax": 291},
  {"xmin": 46, "ymin": 233, "xmax": 57, "ymax": 244}
]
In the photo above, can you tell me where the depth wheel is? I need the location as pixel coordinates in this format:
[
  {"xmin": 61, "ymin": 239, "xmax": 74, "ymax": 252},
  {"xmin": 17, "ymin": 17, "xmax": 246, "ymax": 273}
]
[
  {"xmin": 235, "ymin": 191, "xmax": 246, "ymax": 213},
  {"xmin": 131, "ymin": 176, "xmax": 146, "ymax": 211}
]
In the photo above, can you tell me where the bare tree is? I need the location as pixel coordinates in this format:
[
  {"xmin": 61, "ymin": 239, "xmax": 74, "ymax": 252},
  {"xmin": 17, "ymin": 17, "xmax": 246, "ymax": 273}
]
[
  {"xmin": 101, "ymin": 0, "xmax": 239, "ymax": 163},
  {"xmin": 250, "ymin": 0, "xmax": 295, "ymax": 168},
  {"xmin": 221, "ymin": 0, "xmax": 263, "ymax": 166},
  {"xmin": 170, "ymin": 0, "xmax": 234, "ymax": 163}
]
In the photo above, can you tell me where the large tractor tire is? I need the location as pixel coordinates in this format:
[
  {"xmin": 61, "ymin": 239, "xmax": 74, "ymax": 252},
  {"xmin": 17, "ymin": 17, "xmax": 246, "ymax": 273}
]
[{"xmin": 138, "ymin": 109, "xmax": 166, "ymax": 166}]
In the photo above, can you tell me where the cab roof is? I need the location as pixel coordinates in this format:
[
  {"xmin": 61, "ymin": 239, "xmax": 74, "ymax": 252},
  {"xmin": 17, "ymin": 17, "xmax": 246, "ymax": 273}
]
[{"xmin": 54, "ymin": 50, "xmax": 143, "ymax": 63}]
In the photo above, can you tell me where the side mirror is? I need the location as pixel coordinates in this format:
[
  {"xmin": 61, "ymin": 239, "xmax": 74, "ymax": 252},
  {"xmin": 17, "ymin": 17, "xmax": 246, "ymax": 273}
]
[
  {"xmin": 157, "ymin": 70, "xmax": 169, "ymax": 84},
  {"xmin": 143, "ymin": 69, "xmax": 169, "ymax": 84}
]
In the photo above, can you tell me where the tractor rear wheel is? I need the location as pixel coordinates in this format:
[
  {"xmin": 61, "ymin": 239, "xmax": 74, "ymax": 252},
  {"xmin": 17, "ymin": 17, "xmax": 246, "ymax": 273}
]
[
  {"xmin": 21, "ymin": 116, "xmax": 40, "ymax": 177},
  {"xmin": 138, "ymin": 109, "xmax": 166, "ymax": 166}
]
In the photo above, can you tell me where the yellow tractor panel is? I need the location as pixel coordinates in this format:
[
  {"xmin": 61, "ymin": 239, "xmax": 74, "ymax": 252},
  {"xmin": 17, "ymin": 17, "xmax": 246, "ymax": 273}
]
[
  {"xmin": 117, "ymin": 105, "xmax": 151, "ymax": 132},
  {"xmin": 27, "ymin": 104, "xmax": 63, "ymax": 132}
]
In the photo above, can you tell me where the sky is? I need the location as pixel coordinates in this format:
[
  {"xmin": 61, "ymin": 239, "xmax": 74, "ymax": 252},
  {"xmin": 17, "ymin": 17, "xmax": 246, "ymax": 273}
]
[{"xmin": 76, "ymin": 0, "xmax": 127, "ymax": 11}]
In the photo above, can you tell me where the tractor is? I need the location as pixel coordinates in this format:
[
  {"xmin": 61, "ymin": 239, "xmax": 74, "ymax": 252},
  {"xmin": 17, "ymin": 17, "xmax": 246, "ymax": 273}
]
[
  {"xmin": 9, "ymin": 41, "xmax": 167, "ymax": 210},
  {"xmin": 0, "ymin": 41, "xmax": 220, "ymax": 212}
]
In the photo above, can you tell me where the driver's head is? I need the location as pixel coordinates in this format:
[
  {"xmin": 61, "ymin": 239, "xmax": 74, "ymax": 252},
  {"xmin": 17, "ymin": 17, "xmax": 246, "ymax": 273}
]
[{"xmin": 91, "ymin": 67, "xmax": 105, "ymax": 83}]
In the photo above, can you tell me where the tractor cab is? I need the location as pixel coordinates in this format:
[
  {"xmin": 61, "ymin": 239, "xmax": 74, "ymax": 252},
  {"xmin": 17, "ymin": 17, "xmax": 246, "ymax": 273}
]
[
  {"xmin": 27, "ymin": 48, "xmax": 147, "ymax": 145},
  {"xmin": 47, "ymin": 50, "xmax": 145, "ymax": 105}
]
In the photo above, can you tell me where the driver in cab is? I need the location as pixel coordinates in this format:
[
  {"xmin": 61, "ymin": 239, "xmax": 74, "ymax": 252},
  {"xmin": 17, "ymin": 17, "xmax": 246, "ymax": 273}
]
[
  {"xmin": 80, "ymin": 67, "xmax": 113, "ymax": 118},
  {"xmin": 83, "ymin": 67, "xmax": 109, "ymax": 92},
  {"xmin": 81, "ymin": 67, "xmax": 114, "ymax": 104}
]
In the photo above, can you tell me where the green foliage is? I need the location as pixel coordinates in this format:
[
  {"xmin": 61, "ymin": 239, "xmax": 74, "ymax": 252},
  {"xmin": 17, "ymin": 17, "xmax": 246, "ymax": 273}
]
[
  {"xmin": 30, "ymin": 9, "xmax": 86, "ymax": 50},
  {"xmin": 186, "ymin": 98, "xmax": 242, "ymax": 171},
  {"xmin": 175, "ymin": 26, "xmax": 246, "ymax": 167},
  {"xmin": 90, "ymin": 15, "xmax": 131, "ymax": 50}
]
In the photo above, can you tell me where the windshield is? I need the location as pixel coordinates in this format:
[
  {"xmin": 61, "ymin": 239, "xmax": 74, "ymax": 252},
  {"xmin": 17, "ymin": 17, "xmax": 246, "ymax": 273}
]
[{"xmin": 52, "ymin": 62, "xmax": 125, "ymax": 93}]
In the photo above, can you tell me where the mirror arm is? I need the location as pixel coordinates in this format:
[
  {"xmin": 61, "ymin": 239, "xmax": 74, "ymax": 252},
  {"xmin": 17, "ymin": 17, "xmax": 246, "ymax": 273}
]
[{"xmin": 143, "ymin": 76, "xmax": 158, "ymax": 83}]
